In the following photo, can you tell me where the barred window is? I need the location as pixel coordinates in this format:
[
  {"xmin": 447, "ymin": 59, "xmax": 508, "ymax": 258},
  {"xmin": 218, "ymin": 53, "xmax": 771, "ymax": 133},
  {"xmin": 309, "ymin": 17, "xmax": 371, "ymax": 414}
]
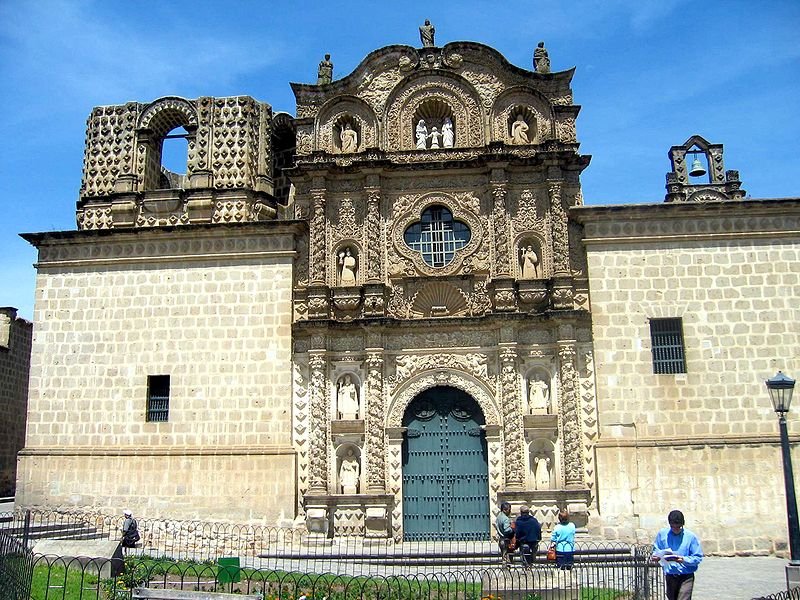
[
  {"xmin": 403, "ymin": 205, "xmax": 471, "ymax": 268},
  {"xmin": 147, "ymin": 375, "xmax": 170, "ymax": 422},
  {"xmin": 650, "ymin": 318, "xmax": 686, "ymax": 374}
]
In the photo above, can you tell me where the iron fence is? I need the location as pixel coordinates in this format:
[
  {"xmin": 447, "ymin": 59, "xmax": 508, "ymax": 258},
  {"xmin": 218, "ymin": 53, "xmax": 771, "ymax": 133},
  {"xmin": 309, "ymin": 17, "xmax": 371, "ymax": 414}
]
[
  {"xmin": 25, "ymin": 553, "xmax": 664, "ymax": 600},
  {"xmin": 0, "ymin": 528, "xmax": 33, "ymax": 600},
  {"xmin": 754, "ymin": 589, "xmax": 800, "ymax": 600}
]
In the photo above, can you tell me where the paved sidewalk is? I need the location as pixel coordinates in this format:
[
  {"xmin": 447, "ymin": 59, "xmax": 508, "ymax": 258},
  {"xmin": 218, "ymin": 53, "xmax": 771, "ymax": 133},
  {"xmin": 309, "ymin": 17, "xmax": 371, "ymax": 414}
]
[{"xmin": 689, "ymin": 556, "xmax": 788, "ymax": 600}]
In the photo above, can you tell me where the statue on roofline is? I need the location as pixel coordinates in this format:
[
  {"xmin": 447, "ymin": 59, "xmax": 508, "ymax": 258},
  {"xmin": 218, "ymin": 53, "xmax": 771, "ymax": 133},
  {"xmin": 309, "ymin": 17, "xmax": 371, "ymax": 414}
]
[
  {"xmin": 419, "ymin": 20, "xmax": 435, "ymax": 47},
  {"xmin": 533, "ymin": 42, "xmax": 550, "ymax": 74},
  {"xmin": 317, "ymin": 54, "xmax": 333, "ymax": 85}
]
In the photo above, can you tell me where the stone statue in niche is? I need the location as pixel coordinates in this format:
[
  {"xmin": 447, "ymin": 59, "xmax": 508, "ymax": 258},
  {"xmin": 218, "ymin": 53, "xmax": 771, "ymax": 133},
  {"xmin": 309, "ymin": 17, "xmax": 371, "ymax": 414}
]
[
  {"xmin": 528, "ymin": 376, "xmax": 550, "ymax": 414},
  {"xmin": 533, "ymin": 42, "xmax": 550, "ymax": 74},
  {"xmin": 337, "ymin": 375, "xmax": 359, "ymax": 420},
  {"xmin": 442, "ymin": 117, "xmax": 454, "ymax": 148},
  {"xmin": 428, "ymin": 127, "xmax": 442, "ymax": 149},
  {"xmin": 340, "ymin": 123, "xmax": 358, "ymax": 153},
  {"xmin": 419, "ymin": 19, "xmax": 435, "ymax": 47},
  {"xmin": 511, "ymin": 115, "xmax": 530, "ymax": 145},
  {"xmin": 520, "ymin": 245, "xmax": 540, "ymax": 279},
  {"xmin": 317, "ymin": 54, "xmax": 333, "ymax": 84},
  {"xmin": 339, "ymin": 447, "xmax": 360, "ymax": 494},
  {"xmin": 338, "ymin": 248, "xmax": 357, "ymax": 286},
  {"xmin": 416, "ymin": 119, "xmax": 428, "ymax": 149},
  {"xmin": 533, "ymin": 449, "xmax": 553, "ymax": 490}
]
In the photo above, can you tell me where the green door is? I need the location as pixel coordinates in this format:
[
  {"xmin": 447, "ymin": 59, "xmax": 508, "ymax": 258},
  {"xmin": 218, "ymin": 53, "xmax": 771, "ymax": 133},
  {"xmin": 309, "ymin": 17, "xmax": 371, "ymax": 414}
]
[{"xmin": 402, "ymin": 386, "xmax": 489, "ymax": 540}]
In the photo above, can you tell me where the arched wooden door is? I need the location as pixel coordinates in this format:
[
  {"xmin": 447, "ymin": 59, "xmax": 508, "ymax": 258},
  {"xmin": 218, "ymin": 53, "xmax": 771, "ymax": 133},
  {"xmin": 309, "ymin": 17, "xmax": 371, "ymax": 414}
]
[{"xmin": 402, "ymin": 386, "xmax": 489, "ymax": 540}]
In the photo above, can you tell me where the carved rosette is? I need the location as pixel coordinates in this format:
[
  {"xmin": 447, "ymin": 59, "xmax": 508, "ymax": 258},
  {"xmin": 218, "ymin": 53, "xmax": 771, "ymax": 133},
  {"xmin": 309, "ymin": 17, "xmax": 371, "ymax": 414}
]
[
  {"xmin": 548, "ymin": 182, "xmax": 570, "ymax": 276},
  {"xmin": 308, "ymin": 353, "xmax": 329, "ymax": 492},
  {"xmin": 492, "ymin": 185, "xmax": 511, "ymax": 276},
  {"xmin": 310, "ymin": 190, "xmax": 326, "ymax": 284},
  {"xmin": 365, "ymin": 353, "xmax": 386, "ymax": 492},
  {"xmin": 365, "ymin": 189, "xmax": 382, "ymax": 282},
  {"xmin": 500, "ymin": 348, "xmax": 525, "ymax": 489},
  {"xmin": 557, "ymin": 344, "xmax": 584, "ymax": 489}
]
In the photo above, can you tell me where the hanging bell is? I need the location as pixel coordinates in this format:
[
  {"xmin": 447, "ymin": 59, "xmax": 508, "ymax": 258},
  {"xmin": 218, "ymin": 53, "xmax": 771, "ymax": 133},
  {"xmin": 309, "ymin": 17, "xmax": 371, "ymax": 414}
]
[{"xmin": 689, "ymin": 156, "xmax": 706, "ymax": 177}]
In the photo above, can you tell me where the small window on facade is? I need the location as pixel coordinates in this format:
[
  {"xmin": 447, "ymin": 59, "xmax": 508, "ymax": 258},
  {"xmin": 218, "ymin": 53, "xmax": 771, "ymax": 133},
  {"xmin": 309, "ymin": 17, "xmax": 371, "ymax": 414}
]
[
  {"xmin": 650, "ymin": 318, "xmax": 686, "ymax": 374},
  {"xmin": 403, "ymin": 205, "xmax": 471, "ymax": 268},
  {"xmin": 147, "ymin": 375, "xmax": 170, "ymax": 422}
]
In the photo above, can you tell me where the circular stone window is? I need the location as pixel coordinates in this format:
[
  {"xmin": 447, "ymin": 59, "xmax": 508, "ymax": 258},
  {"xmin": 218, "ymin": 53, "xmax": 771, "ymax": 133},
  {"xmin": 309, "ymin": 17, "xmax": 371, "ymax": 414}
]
[{"xmin": 403, "ymin": 205, "xmax": 471, "ymax": 268}]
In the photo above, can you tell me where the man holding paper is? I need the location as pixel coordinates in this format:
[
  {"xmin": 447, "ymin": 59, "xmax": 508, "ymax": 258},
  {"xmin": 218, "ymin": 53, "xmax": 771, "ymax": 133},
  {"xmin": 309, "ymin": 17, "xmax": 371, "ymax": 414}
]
[{"xmin": 652, "ymin": 509, "xmax": 704, "ymax": 600}]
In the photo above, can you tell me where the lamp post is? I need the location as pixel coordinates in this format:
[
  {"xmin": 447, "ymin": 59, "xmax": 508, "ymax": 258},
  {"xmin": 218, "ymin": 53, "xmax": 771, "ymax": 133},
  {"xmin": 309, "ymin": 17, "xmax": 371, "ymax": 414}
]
[{"xmin": 766, "ymin": 371, "xmax": 799, "ymax": 569}]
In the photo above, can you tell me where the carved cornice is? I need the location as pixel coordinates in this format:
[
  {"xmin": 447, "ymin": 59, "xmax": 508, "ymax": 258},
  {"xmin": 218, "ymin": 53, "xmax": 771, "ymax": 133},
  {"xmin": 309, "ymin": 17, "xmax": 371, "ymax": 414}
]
[
  {"xmin": 23, "ymin": 222, "xmax": 302, "ymax": 267},
  {"xmin": 572, "ymin": 198, "xmax": 800, "ymax": 244}
]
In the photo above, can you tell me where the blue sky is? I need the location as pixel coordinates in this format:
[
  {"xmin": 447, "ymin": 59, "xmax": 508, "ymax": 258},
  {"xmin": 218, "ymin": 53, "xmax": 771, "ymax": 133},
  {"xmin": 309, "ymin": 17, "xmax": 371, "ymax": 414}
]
[{"xmin": 1, "ymin": 0, "xmax": 798, "ymax": 320}]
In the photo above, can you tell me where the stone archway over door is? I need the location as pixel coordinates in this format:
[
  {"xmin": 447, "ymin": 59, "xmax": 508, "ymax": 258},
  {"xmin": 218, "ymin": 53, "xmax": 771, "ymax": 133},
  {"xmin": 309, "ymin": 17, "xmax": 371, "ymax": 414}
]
[{"xmin": 402, "ymin": 386, "xmax": 489, "ymax": 540}]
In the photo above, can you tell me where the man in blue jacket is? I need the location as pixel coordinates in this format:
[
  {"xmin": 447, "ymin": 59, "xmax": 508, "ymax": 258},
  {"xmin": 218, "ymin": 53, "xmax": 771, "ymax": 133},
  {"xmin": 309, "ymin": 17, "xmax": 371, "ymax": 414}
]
[
  {"xmin": 652, "ymin": 510, "xmax": 703, "ymax": 600},
  {"xmin": 514, "ymin": 504, "xmax": 542, "ymax": 566}
]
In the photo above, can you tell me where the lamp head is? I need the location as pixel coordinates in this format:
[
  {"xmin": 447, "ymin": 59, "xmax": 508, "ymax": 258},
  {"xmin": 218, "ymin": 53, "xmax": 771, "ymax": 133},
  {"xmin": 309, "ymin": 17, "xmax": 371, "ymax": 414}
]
[{"xmin": 766, "ymin": 371, "xmax": 796, "ymax": 414}]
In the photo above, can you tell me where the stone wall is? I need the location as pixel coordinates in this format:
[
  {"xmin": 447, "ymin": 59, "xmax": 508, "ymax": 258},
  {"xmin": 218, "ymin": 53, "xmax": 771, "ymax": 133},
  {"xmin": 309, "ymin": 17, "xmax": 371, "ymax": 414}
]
[
  {"xmin": 18, "ymin": 223, "xmax": 300, "ymax": 522},
  {"xmin": 575, "ymin": 199, "xmax": 800, "ymax": 554},
  {"xmin": 0, "ymin": 307, "xmax": 32, "ymax": 496}
]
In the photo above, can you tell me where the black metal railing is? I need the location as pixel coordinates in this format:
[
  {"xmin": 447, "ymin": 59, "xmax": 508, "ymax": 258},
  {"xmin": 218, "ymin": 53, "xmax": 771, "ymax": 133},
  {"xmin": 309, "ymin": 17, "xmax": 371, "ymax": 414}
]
[
  {"xmin": 1, "ymin": 509, "xmax": 668, "ymax": 599},
  {"xmin": 754, "ymin": 589, "xmax": 800, "ymax": 600},
  {"xmin": 23, "ymin": 553, "xmax": 664, "ymax": 600},
  {"xmin": 0, "ymin": 528, "xmax": 33, "ymax": 600}
]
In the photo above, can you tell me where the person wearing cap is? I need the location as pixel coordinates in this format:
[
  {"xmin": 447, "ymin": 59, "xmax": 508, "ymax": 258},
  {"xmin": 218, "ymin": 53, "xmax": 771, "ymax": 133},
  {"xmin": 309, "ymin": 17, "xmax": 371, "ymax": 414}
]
[
  {"xmin": 651, "ymin": 509, "xmax": 703, "ymax": 600},
  {"xmin": 121, "ymin": 509, "xmax": 140, "ymax": 548},
  {"xmin": 514, "ymin": 504, "xmax": 542, "ymax": 566}
]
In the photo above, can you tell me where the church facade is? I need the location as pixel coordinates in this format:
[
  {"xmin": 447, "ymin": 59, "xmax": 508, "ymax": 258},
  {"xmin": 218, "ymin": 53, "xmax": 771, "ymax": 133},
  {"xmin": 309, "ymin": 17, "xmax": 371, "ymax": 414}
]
[{"xmin": 17, "ymin": 36, "xmax": 800, "ymax": 553}]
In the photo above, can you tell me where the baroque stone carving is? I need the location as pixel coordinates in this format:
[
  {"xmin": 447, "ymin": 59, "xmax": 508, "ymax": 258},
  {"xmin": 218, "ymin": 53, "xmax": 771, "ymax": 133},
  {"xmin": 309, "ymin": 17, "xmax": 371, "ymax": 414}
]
[
  {"xmin": 548, "ymin": 182, "xmax": 570, "ymax": 276},
  {"xmin": 500, "ymin": 348, "xmax": 525, "ymax": 488},
  {"xmin": 80, "ymin": 103, "xmax": 139, "ymax": 199},
  {"xmin": 491, "ymin": 185, "xmax": 511, "ymax": 276},
  {"xmin": 491, "ymin": 89, "xmax": 551, "ymax": 144},
  {"xmin": 308, "ymin": 354, "xmax": 329, "ymax": 492},
  {"xmin": 211, "ymin": 97, "xmax": 260, "ymax": 189},
  {"xmin": 558, "ymin": 344, "xmax": 584, "ymax": 488},
  {"xmin": 391, "ymin": 353, "xmax": 489, "ymax": 391},
  {"xmin": 390, "ymin": 192, "xmax": 485, "ymax": 277},
  {"xmin": 385, "ymin": 76, "xmax": 484, "ymax": 150},
  {"xmin": 365, "ymin": 353, "xmax": 386, "ymax": 492},
  {"xmin": 387, "ymin": 371, "xmax": 500, "ymax": 429}
]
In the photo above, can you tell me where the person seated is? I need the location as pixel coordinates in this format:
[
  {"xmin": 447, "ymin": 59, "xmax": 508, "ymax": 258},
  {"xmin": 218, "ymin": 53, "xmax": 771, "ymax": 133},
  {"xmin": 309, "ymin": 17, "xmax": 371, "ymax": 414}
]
[
  {"xmin": 495, "ymin": 501, "xmax": 515, "ymax": 564},
  {"xmin": 514, "ymin": 504, "xmax": 542, "ymax": 566}
]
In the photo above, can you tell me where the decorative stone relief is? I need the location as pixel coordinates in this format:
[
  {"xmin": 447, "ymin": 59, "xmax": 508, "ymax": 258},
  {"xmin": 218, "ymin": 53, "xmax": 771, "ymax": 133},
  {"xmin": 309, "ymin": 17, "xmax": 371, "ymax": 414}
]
[
  {"xmin": 390, "ymin": 353, "xmax": 489, "ymax": 391},
  {"xmin": 315, "ymin": 97, "xmax": 378, "ymax": 153},
  {"xmin": 310, "ymin": 190, "xmax": 326, "ymax": 284},
  {"xmin": 364, "ymin": 189, "xmax": 382, "ymax": 282},
  {"xmin": 491, "ymin": 89, "xmax": 550, "ymax": 144},
  {"xmin": 500, "ymin": 348, "xmax": 525, "ymax": 489},
  {"xmin": 365, "ymin": 353, "xmax": 386, "ymax": 492},
  {"xmin": 387, "ymin": 370, "xmax": 500, "ymax": 429},
  {"xmin": 491, "ymin": 185, "xmax": 511, "ymax": 277},
  {"xmin": 390, "ymin": 192, "xmax": 485, "ymax": 277},
  {"xmin": 580, "ymin": 349, "xmax": 598, "ymax": 500},
  {"xmin": 293, "ymin": 362, "xmax": 310, "ymax": 499},
  {"xmin": 77, "ymin": 207, "xmax": 113, "ymax": 230},
  {"xmin": 210, "ymin": 97, "xmax": 261, "ymax": 189},
  {"xmin": 329, "ymin": 196, "xmax": 360, "ymax": 244},
  {"xmin": 548, "ymin": 182, "xmax": 570, "ymax": 276},
  {"xmin": 385, "ymin": 77, "xmax": 484, "ymax": 150},
  {"xmin": 554, "ymin": 115, "xmax": 577, "ymax": 144},
  {"xmin": 80, "ymin": 103, "xmax": 139, "ymax": 199},
  {"xmin": 308, "ymin": 354, "xmax": 329, "ymax": 492},
  {"xmin": 558, "ymin": 344, "xmax": 584, "ymax": 489}
]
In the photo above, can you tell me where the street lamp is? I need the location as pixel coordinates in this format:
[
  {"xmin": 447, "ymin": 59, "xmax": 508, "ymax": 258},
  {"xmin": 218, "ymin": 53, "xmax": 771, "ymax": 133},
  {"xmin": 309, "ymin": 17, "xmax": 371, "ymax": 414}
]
[{"xmin": 766, "ymin": 371, "xmax": 799, "ymax": 566}]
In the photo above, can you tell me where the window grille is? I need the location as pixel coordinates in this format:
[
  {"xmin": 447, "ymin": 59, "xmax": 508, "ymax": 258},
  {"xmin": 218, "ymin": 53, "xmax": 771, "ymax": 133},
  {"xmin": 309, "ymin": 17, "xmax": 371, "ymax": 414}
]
[
  {"xmin": 403, "ymin": 205, "xmax": 471, "ymax": 268},
  {"xmin": 650, "ymin": 318, "xmax": 686, "ymax": 374},
  {"xmin": 147, "ymin": 375, "xmax": 170, "ymax": 422}
]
